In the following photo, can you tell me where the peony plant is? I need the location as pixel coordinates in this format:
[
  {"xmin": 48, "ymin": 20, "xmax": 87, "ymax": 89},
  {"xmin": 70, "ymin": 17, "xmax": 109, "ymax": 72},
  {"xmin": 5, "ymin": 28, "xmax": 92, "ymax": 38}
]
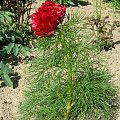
[
  {"xmin": 19, "ymin": 0, "xmax": 117, "ymax": 120},
  {"xmin": 20, "ymin": 11, "xmax": 117, "ymax": 120}
]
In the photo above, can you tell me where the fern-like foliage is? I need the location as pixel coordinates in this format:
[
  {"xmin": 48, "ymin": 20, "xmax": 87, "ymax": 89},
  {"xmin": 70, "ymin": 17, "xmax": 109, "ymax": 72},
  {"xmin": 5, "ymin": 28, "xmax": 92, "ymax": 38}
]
[{"xmin": 19, "ymin": 13, "xmax": 117, "ymax": 120}]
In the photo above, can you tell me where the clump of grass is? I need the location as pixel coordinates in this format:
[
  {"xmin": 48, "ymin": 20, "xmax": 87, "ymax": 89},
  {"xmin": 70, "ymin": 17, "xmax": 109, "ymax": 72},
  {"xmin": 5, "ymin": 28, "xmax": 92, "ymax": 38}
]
[{"xmin": 19, "ymin": 13, "xmax": 117, "ymax": 120}]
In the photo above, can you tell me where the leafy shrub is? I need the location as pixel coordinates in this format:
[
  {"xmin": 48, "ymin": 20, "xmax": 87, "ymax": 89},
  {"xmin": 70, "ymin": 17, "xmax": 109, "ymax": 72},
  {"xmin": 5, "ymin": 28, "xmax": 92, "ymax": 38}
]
[
  {"xmin": 19, "ymin": 13, "xmax": 117, "ymax": 120},
  {"xmin": 0, "ymin": 0, "xmax": 35, "ymax": 86},
  {"xmin": 0, "ymin": 11, "xmax": 31, "ymax": 56},
  {"xmin": 0, "ymin": 0, "xmax": 36, "ymax": 25}
]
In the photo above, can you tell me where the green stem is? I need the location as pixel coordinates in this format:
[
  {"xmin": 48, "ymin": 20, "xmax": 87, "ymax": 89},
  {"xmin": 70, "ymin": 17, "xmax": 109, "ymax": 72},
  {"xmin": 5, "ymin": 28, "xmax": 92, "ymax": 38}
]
[
  {"xmin": 64, "ymin": 52, "xmax": 73, "ymax": 120},
  {"xmin": 60, "ymin": 31, "xmax": 73, "ymax": 120},
  {"xmin": 96, "ymin": 0, "xmax": 102, "ymax": 42},
  {"xmin": 96, "ymin": 0, "xmax": 102, "ymax": 19}
]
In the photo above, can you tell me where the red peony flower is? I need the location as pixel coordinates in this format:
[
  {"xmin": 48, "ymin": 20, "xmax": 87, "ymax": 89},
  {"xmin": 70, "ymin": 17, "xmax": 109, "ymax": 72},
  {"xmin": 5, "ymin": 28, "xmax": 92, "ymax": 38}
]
[{"xmin": 31, "ymin": 0, "xmax": 66, "ymax": 38}]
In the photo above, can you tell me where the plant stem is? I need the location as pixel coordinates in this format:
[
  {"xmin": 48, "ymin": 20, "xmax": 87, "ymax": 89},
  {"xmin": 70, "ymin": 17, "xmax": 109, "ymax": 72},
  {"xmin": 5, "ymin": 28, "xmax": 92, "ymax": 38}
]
[
  {"xmin": 64, "ymin": 52, "xmax": 73, "ymax": 120},
  {"xmin": 96, "ymin": 0, "xmax": 102, "ymax": 19},
  {"xmin": 60, "ymin": 31, "xmax": 73, "ymax": 120}
]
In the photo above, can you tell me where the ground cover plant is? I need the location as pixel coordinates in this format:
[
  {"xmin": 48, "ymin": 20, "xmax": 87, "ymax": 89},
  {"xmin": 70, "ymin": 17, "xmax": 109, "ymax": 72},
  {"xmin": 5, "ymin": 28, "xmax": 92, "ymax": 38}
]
[
  {"xmin": 19, "ymin": 1, "xmax": 118, "ymax": 118},
  {"xmin": 0, "ymin": 0, "xmax": 36, "ymax": 86}
]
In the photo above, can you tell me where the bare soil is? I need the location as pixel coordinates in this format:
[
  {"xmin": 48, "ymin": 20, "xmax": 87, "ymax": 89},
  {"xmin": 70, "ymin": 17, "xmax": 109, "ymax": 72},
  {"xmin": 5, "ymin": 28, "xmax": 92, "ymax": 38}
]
[{"xmin": 0, "ymin": 0, "xmax": 120, "ymax": 120}]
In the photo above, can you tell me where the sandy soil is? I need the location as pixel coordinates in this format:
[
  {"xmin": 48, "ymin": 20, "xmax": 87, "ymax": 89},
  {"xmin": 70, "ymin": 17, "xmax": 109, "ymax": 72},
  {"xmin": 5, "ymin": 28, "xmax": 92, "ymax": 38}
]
[
  {"xmin": 0, "ymin": 0, "xmax": 120, "ymax": 120},
  {"xmin": 103, "ymin": 27, "xmax": 120, "ymax": 120},
  {"xmin": 0, "ymin": 63, "xmax": 27, "ymax": 120}
]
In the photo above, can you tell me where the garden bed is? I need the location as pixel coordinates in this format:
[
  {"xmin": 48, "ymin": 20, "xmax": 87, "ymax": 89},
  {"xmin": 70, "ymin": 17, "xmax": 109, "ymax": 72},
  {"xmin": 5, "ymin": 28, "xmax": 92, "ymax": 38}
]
[{"xmin": 0, "ymin": 0, "xmax": 120, "ymax": 120}]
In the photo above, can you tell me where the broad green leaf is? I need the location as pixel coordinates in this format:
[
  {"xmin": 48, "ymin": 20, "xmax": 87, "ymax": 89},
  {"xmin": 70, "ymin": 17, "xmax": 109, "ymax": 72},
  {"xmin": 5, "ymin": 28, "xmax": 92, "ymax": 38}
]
[
  {"xmin": 2, "ymin": 28, "xmax": 5, "ymax": 34},
  {"xmin": 5, "ymin": 11, "xmax": 14, "ymax": 16},
  {"xmin": 24, "ymin": 46, "xmax": 32, "ymax": 53},
  {"xmin": 59, "ymin": 0, "xmax": 62, "ymax": 4},
  {"xmin": 20, "ymin": 46, "xmax": 27, "ymax": 56},
  {"xmin": 3, "ymin": 13, "xmax": 11, "ymax": 23},
  {"xmin": 9, "ymin": 26, "xmax": 14, "ymax": 31},
  {"xmin": 67, "ymin": 1, "xmax": 75, "ymax": 5},
  {"xmin": 0, "ymin": 37, "xmax": 3, "ymax": 41},
  {"xmin": 0, "ymin": 61, "xmax": 3, "ymax": 68},
  {"xmin": 0, "ymin": 61, "xmax": 6, "ymax": 70},
  {"xmin": 16, "ymin": 36, "xmax": 23, "ymax": 41},
  {"xmin": 2, "ymin": 64, "xmax": 10, "ymax": 73},
  {"xmin": 13, "ymin": 44, "xmax": 20, "ymax": 56},
  {"xmin": 0, "ymin": 70, "xmax": 2, "ymax": 76},
  {"xmin": 11, "ymin": 35, "xmax": 15, "ymax": 42},
  {"xmin": 1, "ymin": 73, "xmax": 13, "ymax": 87},
  {"xmin": 6, "ymin": 43, "xmax": 14, "ymax": 54},
  {"xmin": 0, "ymin": 16, "xmax": 4, "ymax": 23},
  {"xmin": 0, "ymin": 62, "xmax": 12, "ymax": 74}
]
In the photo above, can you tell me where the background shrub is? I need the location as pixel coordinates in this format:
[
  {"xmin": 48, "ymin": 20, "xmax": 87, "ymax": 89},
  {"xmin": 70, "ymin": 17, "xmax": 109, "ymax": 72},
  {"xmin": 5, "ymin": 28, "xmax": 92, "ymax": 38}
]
[
  {"xmin": 0, "ymin": 0, "xmax": 36, "ymax": 25},
  {"xmin": 0, "ymin": 0, "xmax": 36, "ymax": 86}
]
